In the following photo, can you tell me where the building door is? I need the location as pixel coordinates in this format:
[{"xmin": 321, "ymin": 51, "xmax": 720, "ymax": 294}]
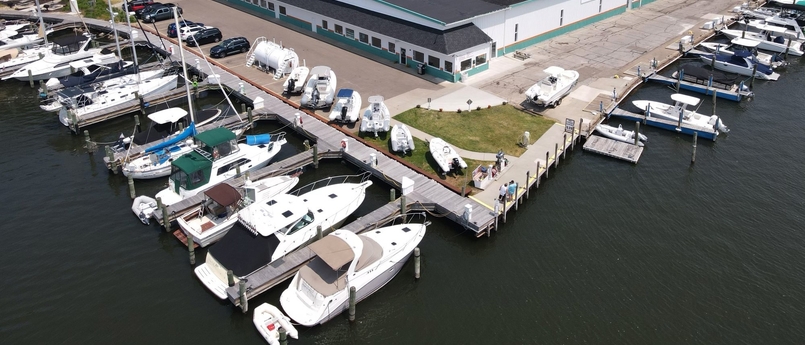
[{"xmin": 400, "ymin": 48, "xmax": 406, "ymax": 65}]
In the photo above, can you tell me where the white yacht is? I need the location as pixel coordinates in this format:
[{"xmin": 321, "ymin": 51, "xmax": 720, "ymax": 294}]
[
  {"xmin": 280, "ymin": 220, "xmax": 427, "ymax": 326},
  {"xmin": 176, "ymin": 175, "xmax": 299, "ymax": 247},
  {"xmin": 632, "ymin": 94, "xmax": 729, "ymax": 135},
  {"xmin": 697, "ymin": 42, "xmax": 780, "ymax": 81},
  {"xmin": 747, "ymin": 16, "xmax": 804, "ymax": 40},
  {"xmin": 301, "ymin": 66, "xmax": 337, "ymax": 109},
  {"xmin": 359, "ymin": 95, "xmax": 390, "ymax": 136},
  {"xmin": 720, "ymin": 25, "xmax": 805, "ymax": 56},
  {"xmin": 327, "ymin": 88, "xmax": 361, "ymax": 123},
  {"xmin": 4, "ymin": 34, "xmax": 119, "ymax": 81},
  {"xmin": 194, "ymin": 174, "xmax": 373, "ymax": 299},
  {"xmin": 697, "ymin": 38, "xmax": 786, "ymax": 69},
  {"xmin": 40, "ymin": 68, "xmax": 167, "ymax": 112}
]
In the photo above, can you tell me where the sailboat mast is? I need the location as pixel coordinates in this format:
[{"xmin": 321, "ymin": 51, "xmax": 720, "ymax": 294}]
[
  {"xmin": 106, "ymin": 0, "xmax": 123, "ymax": 60},
  {"xmin": 122, "ymin": 0, "xmax": 140, "ymax": 82},
  {"xmin": 33, "ymin": 0, "xmax": 47, "ymax": 45},
  {"xmin": 173, "ymin": 10, "xmax": 195, "ymax": 123}
]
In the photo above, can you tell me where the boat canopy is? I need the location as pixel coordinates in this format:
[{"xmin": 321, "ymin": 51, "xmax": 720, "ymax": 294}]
[
  {"xmin": 195, "ymin": 127, "xmax": 236, "ymax": 148},
  {"xmin": 51, "ymin": 33, "xmax": 89, "ymax": 47},
  {"xmin": 148, "ymin": 108, "xmax": 189, "ymax": 124},
  {"xmin": 309, "ymin": 66, "xmax": 331, "ymax": 77},
  {"xmin": 336, "ymin": 88, "xmax": 354, "ymax": 98},
  {"xmin": 367, "ymin": 95, "xmax": 384, "ymax": 104},
  {"xmin": 309, "ymin": 235, "xmax": 354, "ymax": 270},
  {"xmin": 543, "ymin": 66, "xmax": 566, "ymax": 76},
  {"xmin": 670, "ymin": 93, "xmax": 701, "ymax": 106},
  {"xmin": 730, "ymin": 37, "xmax": 761, "ymax": 48},
  {"xmin": 204, "ymin": 183, "xmax": 241, "ymax": 207},
  {"xmin": 170, "ymin": 151, "xmax": 212, "ymax": 190},
  {"xmin": 144, "ymin": 122, "xmax": 195, "ymax": 154},
  {"xmin": 760, "ymin": 24, "xmax": 789, "ymax": 33},
  {"xmin": 209, "ymin": 222, "xmax": 282, "ymax": 276},
  {"xmin": 172, "ymin": 151, "xmax": 211, "ymax": 174}
]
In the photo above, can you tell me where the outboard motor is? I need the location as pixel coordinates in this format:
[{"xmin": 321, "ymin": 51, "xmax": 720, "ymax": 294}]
[
  {"xmin": 340, "ymin": 106, "xmax": 348, "ymax": 122},
  {"xmin": 287, "ymin": 78, "xmax": 295, "ymax": 93},
  {"xmin": 773, "ymin": 35, "xmax": 785, "ymax": 44},
  {"xmin": 452, "ymin": 157, "xmax": 461, "ymax": 171}
]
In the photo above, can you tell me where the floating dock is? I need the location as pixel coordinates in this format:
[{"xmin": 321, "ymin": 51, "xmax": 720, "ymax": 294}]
[
  {"xmin": 608, "ymin": 107, "xmax": 719, "ymax": 141},
  {"xmin": 583, "ymin": 135, "xmax": 643, "ymax": 163},
  {"xmin": 646, "ymin": 72, "xmax": 751, "ymax": 102}
]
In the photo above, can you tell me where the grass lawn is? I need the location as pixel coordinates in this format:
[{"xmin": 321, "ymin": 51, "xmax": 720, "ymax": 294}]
[
  {"xmin": 394, "ymin": 105, "xmax": 556, "ymax": 156},
  {"xmin": 361, "ymin": 134, "xmax": 493, "ymax": 192}
]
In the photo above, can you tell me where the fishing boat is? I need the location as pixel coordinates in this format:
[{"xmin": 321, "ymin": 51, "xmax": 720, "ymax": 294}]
[
  {"xmin": 280, "ymin": 219, "xmax": 427, "ymax": 326},
  {"xmin": 632, "ymin": 93, "xmax": 729, "ymax": 136},
  {"xmin": 697, "ymin": 50, "xmax": 780, "ymax": 80},
  {"xmin": 301, "ymin": 66, "xmax": 337, "ymax": 109},
  {"xmin": 328, "ymin": 88, "xmax": 361, "ymax": 123},
  {"xmin": 359, "ymin": 95, "xmax": 390, "ymax": 136},
  {"xmin": 176, "ymin": 175, "xmax": 299, "ymax": 247},
  {"xmin": 45, "ymin": 59, "xmax": 136, "ymax": 90},
  {"xmin": 4, "ymin": 35, "xmax": 119, "ymax": 81},
  {"xmin": 390, "ymin": 124, "xmax": 415, "ymax": 153},
  {"xmin": 524, "ymin": 66, "xmax": 579, "ymax": 107},
  {"xmin": 253, "ymin": 303, "xmax": 299, "ymax": 345},
  {"xmin": 595, "ymin": 123, "xmax": 647, "ymax": 146},
  {"xmin": 194, "ymin": 173, "xmax": 373, "ymax": 299},
  {"xmin": 282, "ymin": 65, "xmax": 308, "ymax": 94},
  {"xmin": 696, "ymin": 38, "xmax": 786, "ymax": 68},
  {"xmin": 719, "ymin": 25, "xmax": 805, "ymax": 56},
  {"xmin": 429, "ymin": 138, "xmax": 467, "ymax": 174}
]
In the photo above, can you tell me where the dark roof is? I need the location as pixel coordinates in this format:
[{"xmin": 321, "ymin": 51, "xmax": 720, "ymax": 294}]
[
  {"xmin": 379, "ymin": 0, "xmax": 522, "ymax": 24},
  {"xmin": 283, "ymin": 0, "xmax": 492, "ymax": 54},
  {"xmin": 204, "ymin": 183, "xmax": 241, "ymax": 207},
  {"xmin": 51, "ymin": 34, "xmax": 88, "ymax": 47},
  {"xmin": 209, "ymin": 222, "xmax": 280, "ymax": 277},
  {"xmin": 172, "ymin": 151, "xmax": 211, "ymax": 174},
  {"xmin": 195, "ymin": 127, "xmax": 236, "ymax": 147}
]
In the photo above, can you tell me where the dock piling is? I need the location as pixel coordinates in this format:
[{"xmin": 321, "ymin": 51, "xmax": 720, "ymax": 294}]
[
  {"xmin": 240, "ymin": 103, "xmax": 246, "ymax": 114},
  {"xmin": 312, "ymin": 144, "xmax": 319, "ymax": 168},
  {"xmin": 390, "ymin": 188, "xmax": 395, "ymax": 202},
  {"xmin": 545, "ymin": 152, "xmax": 549, "ymax": 179},
  {"xmin": 317, "ymin": 225, "xmax": 322, "ymax": 240},
  {"xmin": 525, "ymin": 171, "xmax": 530, "ymax": 199},
  {"xmin": 105, "ymin": 146, "xmax": 117, "ymax": 172},
  {"xmin": 554, "ymin": 143, "xmax": 559, "ymax": 168},
  {"xmin": 750, "ymin": 63, "xmax": 757, "ymax": 89},
  {"xmin": 502, "ymin": 193, "xmax": 507, "ymax": 224},
  {"xmin": 785, "ymin": 39, "xmax": 791, "ymax": 60},
  {"xmin": 515, "ymin": 183, "xmax": 520, "ymax": 210},
  {"xmin": 691, "ymin": 132, "xmax": 698, "ymax": 164},
  {"xmin": 414, "ymin": 247, "xmax": 421, "ymax": 279},
  {"xmin": 157, "ymin": 197, "xmax": 170, "ymax": 232},
  {"xmin": 83, "ymin": 130, "xmax": 95, "ymax": 154},
  {"xmin": 400, "ymin": 194, "xmax": 406, "ymax": 216},
  {"xmin": 239, "ymin": 280, "xmax": 248, "ymax": 313},
  {"xmin": 127, "ymin": 176, "xmax": 136, "ymax": 199},
  {"xmin": 536, "ymin": 161, "xmax": 541, "ymax": 188},
  {"xmin": 28, "ymin": 70, "xmax": 33, "ymax": 88},
  {"xmin": 562, "ymin": 133, "xmax": 567, "ymax": 159},
  {"xmin": 247, "ymin": 107, "xmax": 253, "ymax": 125},
  {"xmin": 348, "ymin": 286, "xmax": 356, "ymax": 322},
  {"xmin": 188, "ymin": 233, "xmax": 195, "ymax": 265},
  {"xmin": 227, "ymin": 270, "xmax": 234, "ymax": 287},
  {"xmin": 634, "ymin": 122, "xmax": 640, "ymax": 146},
  {"xmin": 579, "ymin": 118, "xmax": 584, "ymax": 138},
  {"xmin": 133, "ymin": 114, "xmax": 141, "ymax": 132}
]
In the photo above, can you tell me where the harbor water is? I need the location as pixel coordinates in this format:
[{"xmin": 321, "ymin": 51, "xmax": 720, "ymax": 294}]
[{"xmin": 0, "ymin": 57, "xmax": 803, "ymax": 344}]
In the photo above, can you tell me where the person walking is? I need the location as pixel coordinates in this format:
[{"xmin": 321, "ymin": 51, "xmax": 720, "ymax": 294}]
[{"xmin": 499, "ymin": 183, "xmax": 508, "ymax": 202}]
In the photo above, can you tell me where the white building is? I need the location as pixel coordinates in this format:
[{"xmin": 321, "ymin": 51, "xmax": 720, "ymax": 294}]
[{"xmin": 222, "ymin": 0, "xmax": 658, "ymax": 81}]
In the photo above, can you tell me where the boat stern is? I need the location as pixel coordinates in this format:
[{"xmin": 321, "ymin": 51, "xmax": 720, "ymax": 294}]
[
  {"xmin": 194, "ymin": 260, "xmax": 231, "ymax": 299},
  {"xmin": 279, "ymin": 276, "xmax": 330, "ymax": 327}
]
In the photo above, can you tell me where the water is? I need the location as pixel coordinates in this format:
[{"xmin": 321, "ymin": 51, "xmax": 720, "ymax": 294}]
[{"xmin": 1, "ymin": 57, "xmax": 803, "ymax": 344}]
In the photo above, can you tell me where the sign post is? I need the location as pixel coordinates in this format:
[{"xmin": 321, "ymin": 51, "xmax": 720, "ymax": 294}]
[
  {"xmin": 467, "ymin": 99, "xmax": 473, "ymax": 112},
  {"xmin": 564, "ymin": 118, "xmax": 575, "ymax": 133},
  {"xmin": 427, "ymin": 97, "xmax": 432, "ymax": 110}
]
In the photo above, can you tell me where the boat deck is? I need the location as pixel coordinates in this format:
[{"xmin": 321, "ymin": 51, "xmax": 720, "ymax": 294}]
[
  {"xmin": 582, "ymin": 135, "xmax": 644, "ymax": 164},
  {"xmin": 646, "ymin": 73, "xmax": 748, "ymax": 102},
  {"xmin": 608, "ymin": 107, "xmax": 719, "ymax": 141}
]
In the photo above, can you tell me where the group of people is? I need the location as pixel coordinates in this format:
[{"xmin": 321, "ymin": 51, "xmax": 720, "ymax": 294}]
[{"xmin": 498, "ymin": 180, "xmax": 517, "ymax": 203}]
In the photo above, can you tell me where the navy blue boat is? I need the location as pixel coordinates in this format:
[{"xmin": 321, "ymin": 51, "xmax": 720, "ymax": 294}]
[{"xmin": 45, "ymin": 60, "xmax": 136, "ymax": 89}]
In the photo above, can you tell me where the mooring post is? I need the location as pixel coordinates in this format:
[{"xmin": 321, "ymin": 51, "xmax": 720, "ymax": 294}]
[
  {"xmin": 691, "ymin": 132, "xmax": 698, "ymax": 164},
  {"xmin": 514, "ymin": 183, "xmax": 520, "ymax": 210},
  {"xmin": 348, "ymin": 286, "xmax": 356, "ymax": 322},
  {"xmin": 400, "ymin": 194, "xmax": 406, "ymax": 215},
  {"xmin": 579, "ymin": 118, "xmax": 584, "ymax": 138},
  {"xmin": 240, "ymin": 103, "xmax": 246, "ymax": 114},
  {"xmin": 247, "ymin": 107, "xmax": 253, "ymax": 125},
  {"xmin": 554, "ymin": 143, "xmax": 559, "ymax": 168},
  {"xmin": 188, "ymin": 233, "xmax": 195, "ymax": 265},
  {"xmin": 785, "ymin": 39, "xmax": 791, "ymax": 60},
  {"xmin": 525, "ymin": 171, "xmax": 531, "ymax": 199},
  {"xmin": 133, "ymin": 114, "xmax": 141, "ymax": 132},
  {"xmin": 390, "ymin": 188, "xmax": 396, "ymax": 202},
  {"xmin": 502, "ymin": 193, "xmax": 507, "ymax": 224},
  {"xmin": 675, "ymin": 70, "xmax": 681, "ymax": 93},
  {"xmin": 28, "ymin": 69, "xmax": 33, "ymax": 88},
  {"xmin": 414, "ymin": 247, "xmax": 421, "ymax": 279},
  {"xmin": 562, "ymin": 133, "xmax": 568, "ymax": 159},
  {"xmin": 238, "ymin": 280, "xmax": 248, "ymax": 313},
  {"xmin": 536, "ymin": 161, "xmax": 541, "ymax": 188},
  {"xmin": 105, "ymin": 145, "xmax": 116, "ymax": 173},
  {"xmin": 545, "ymin": 152, "xmax": 550, "ymax": 179},
  {"xmin": 126, "ymin": 175, "xmax": 136, "ymax": 199},
  {"xmin": 634, "ymin": 121, "xmax": 641, "ymax": 146},
  {"xmin": 227, "ymin": 270, "xmax": 234, "ymax": 287},
  {"xmin": 571, "ymin": 124, "xmax": 577, "ymax": 150},
  {"xmin": 157, "ymin": 197, "xmax": 170, "ymax": 232},
  {"xmin": 750, "ymin": 63, "xmax": 757, "ymax": 89},
  {"xmin": 279, "ymin": 328, "xmax": 287, "ymax": 345},
  {"xmin": 83, "ymin": 130, "xmax": 94, "ymax": 154},
  {"xmin": 39, "ymin": 80, "xmax": 47, "ymax": 96},
  {"xmin": 317, "ymin": 225, "xmax": 323, "ymax": 240},
  {"xmin": 492, "ymin": 201, "xmax": 498, "ymax": 235},
  {"xmin": 312, "ymin": 144, "xmax": 319, "ymax": 168}
]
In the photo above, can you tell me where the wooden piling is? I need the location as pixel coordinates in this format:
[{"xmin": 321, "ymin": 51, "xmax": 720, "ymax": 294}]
[
  {"xmin": 536, "ymin": 161, "xmax": 541, "ymax": 188},
  {"xmin": 502, "ymin": 193, "xmax": 507, "ymax": 224},
  {"xmin": 134, "ymin": 114, "xmax": 141, "ymax": 132},
  {"xmin": 39, "ymin": 80, "xmax": 47, "ymax": 95},
  {"xmin": 227, "ymin": 270, "xmax": 234, "ymax": 287},
  {"xmin": 188, "ymin": 233, "xmax": 195, "ymax": 265},
  {"xmin": 348, "ymin": 286, "xmax": 356, "ymax": 322},
  {"xmin": 247, "ymin": 107, "xmax": 253, "ymax": 125},
  {"xmin": 240, "ymin": 103, "xmax": 246, "ymax": 114},
  {"xmin": 28, "ymin": 69, "xmax": 33, "ymax": 88},
  {"xmin": 317, "ymin": 225, "xmax": 322, "ymax": 240},
  {"xmin": 127, "ymin": 176, "xmax": 136, "ymax": 199},
  {"xmin": 83, "ymin": 130, "xmax": 94, "ymax": 154},
  {"xmin": 157, "ymin": 197, "xmax": 170, "ymax": 232},
  {"xmin": 579, "ymin": 118, "xmax": 584, "ymax": 138},
  {"xmin": 691, "ymin": 132, "xmax": 698, "ymax": 164},
  {"xmin": 554, "ymin": 143, "xmax": 559, "ymax": 168},
  {"xmin": 312, "ymin": 144, "xmax": 319, "ymax": 168},
  {"xmin": 105, "ymin": 145, "xmax": 116, "ymax": 173},
  {"xmin": 525, "ymin": 171, "xmax": 530, "ymax": 199},
  {"xmin": 390, "ymin": 188, "xmax": 395, "ymax": 202},
  {"xmin": 400, "ymin": 194, "xmax": 406, "ymax": 216},
  {"xmin": 514, "ymin": 182, "xmax": 520, "ymax": 210},
  {"xmin": 414, "ymin": 247, "xmax": 421, "ymax": 279},
  {"xmin": 750, "ymin": 63, "xmax": 757, "ymax": 89},
  {"xmin": 634, "ymin": 121, "xmax": 641, "ymax": 146},
  {"xmin": 562, "ymin": 133, "xmax": 567, "ymax": 159},
  {"xmin": 545, "ymin": 152, "xmax": 549, "ymax": 179},
  {"xmin": 239, "ymin": 280, "xmax": 248, "ymax": 313},
  {"xmin": 785, "ymin": 39, "xmax": 791, "ymax": 60}
]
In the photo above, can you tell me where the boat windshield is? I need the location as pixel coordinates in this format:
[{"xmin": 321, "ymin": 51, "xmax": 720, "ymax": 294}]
[{"xmin": 285, "ymin": 211, "xmax": 314, "ymax": 235}]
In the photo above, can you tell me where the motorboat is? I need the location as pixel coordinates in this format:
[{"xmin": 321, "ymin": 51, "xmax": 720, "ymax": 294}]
[
  {"xmin": 747, "ymin": 16, "xmax": 804, "ymax": 40},
  {"xmin": 45, "ymin": 59, "xmax": 136, "ymax": 90},
  {"xmin": 4, "ymin": 34, "xmax": 120, "ymax": 81},
  {"xmin": 301, "ymin": 66, "xmax": 337, "ymax": 109},
  {"xmin": 595, "ymin": 123, "xmax": 647, "ymax": 146},
  {"xmin": 40, "ymin": 68, "xmax": 167, "ymax": 112},
  {"xmin": 194, "ymin": 173, "xmax": 373, "ymax": 299},
  {"xmin": 280, "ymin": 220, "xmax": 427, "ymax": 326},
  {"xmin": 697, "ymin": 50, "xmax": 779, "ymax": 81},
  {"xmin": 253, "ymin": 303, "xmax": 299, "ymax": 345},
  {"xmin": 696, "ymin": 38, "xmax": 786, "ymax": 68},
  {"xmin": 176, "ymin": 175, "xmax": 299, "ymax": 247},
  {"xmin": 632, "ymin": 93, "xmax": 729, "ymax": 135},
  {"xmin": 282, "ymin": 65, "xmax": 308, "ymax": 94},
  {"xmin": 524, "ymin": 66, "xmax": 579, "ymax": 107},
  {"xmin": 390, "ymin": 124, "xmax": 415, "ymax": 153},
  {"xmin": 719, "ymin": 25, "xmax": 805, "ymax": 56},
  {"xmin": 359, "ymin": 95, "xmax": 390, "ymax": 136},
  {"xmin": 0, "ymin": 32, "xmax": 47, "ymax": 50},
  {"xmin": 328, "ymin": 88, "xmax": 361, "ymax": 123},
  {"xmin": 0, "ymin": 44, "xmax": 49, "ymax": 71},
  {"xmin": 666, "ymin": 65, "xmax": 754, "ymax": 101},
  {"xmin": 428, "ymin": 137, "xmax": 467, "ymax": 174},
  {"xmin": 131, "ymin": 128, "xmax": 287, "ymax": 224}
]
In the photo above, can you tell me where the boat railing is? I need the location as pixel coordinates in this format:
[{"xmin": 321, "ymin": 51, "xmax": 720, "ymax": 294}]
[
  {"xmin": 193, "ymin": 147, "xmax": 214, "ymax": 162},
  {"xmin": 384, "ymin": 212, "xmax": 430, "ymax": 228},
  {"xmin": 290, "ymin": 171, "xmax": 372, "ymax": 196}
]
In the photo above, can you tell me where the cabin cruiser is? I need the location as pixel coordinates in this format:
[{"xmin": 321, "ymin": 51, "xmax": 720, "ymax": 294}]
[
  {"xmin": 719, "ymin": 25, "xmax": 805, "ymax": 56},
  {"xmin": 747, "ymin": 16, "xmax": 804, "ymax": 40},
  {"xmin": 697, "ymin": 49, "xmax": 780, "ymax": 80},
  {"xmin": 41, "ymin": 68, "xmax": 167, "ymax": 112},
  {"xmin": 45, "ymin": 59, "xmax": 136, "ymax": 89},
  {"xmin": 301, "ymin": 66, "xmax": 337, "ymax": 109},
  {"xmin": 328, "ymin": 88, "xmax": 361, "ymax": 123},
  {"xmin": 524, "ymin": 66, "xmax": 579, "ymax": 107},
  {"xmin": 359, "ymin": 95, "xmax": 390, "ymax": 136},
  {"xmin": 696, "ymin": 37, "xmax": 786, "ymax": 69},
  {"xmin": 4, "ymin": 34, "xmax": 120, "ymax": 81},
  {"xmin": 632, "ymin": 94, "xmax": 729, "ymax": 136}
]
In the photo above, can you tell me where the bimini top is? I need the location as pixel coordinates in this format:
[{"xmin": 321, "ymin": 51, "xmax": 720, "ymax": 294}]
[
  {"xmin": 336, "ymin": 88, "xmax": 354, "ymax": 99},
  {"xmin": 309, "ymin": 66, "xmax": 331, "ymax": 77},
  {"xmin": 670, "ymin": 93, "xmax": 701, "ymax": 106},
  {"xmin": 148, "ymin": 108, "xmax": 188, "ymax": 124},
  {"xmin": 51, "ymin": 33, "xmax": 89, "ymax": 47},
  {"xmin": 730, "ymin": 37, "xmax": 761, "ymax": 48},
  {"xmin": 309, "ymin": 235, "xmax": 354, "ymax": 270},
  {"xmin": 172, "ymin": 150, "xmax": 212, "ymax": 174},
  {"xmin": 204, "ymin": 183, "xmax": 241, "ymax": 207},
  {"xmin": 195, "ymin": 127, "xmax": 236, "ymax": 147},
  {"xmin": 759, "ymin": 24, "xmax": 788, "ymax": 34},
  {"xmin": 543, "ymin": 66, "xmax": 566, "ymax": 76}
]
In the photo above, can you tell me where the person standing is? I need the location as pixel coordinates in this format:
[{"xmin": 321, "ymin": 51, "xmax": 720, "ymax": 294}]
[
  {"xmin": 499, "ymin": 183, "xmax": 508, "ymax": 202},
  {"xmin": 507, "ymin": 180, "xmax": 517, "ymax": 202}
]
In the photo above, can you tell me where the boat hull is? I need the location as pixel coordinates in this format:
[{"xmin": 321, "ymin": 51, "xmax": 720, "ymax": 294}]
[
  {"xmin": 720, "ymin": 29, "xmax": 805, "ymax": 55},
  {"xmin": 698, "ymin": 55, "xmax": 779, "ymax": 80}
]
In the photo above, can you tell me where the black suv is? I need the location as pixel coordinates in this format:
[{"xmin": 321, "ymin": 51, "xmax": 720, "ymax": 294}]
[
  {"xmin": 186, "ymin": 27, "xmax": 222, "ymax": 47},
  {"xmin": 210, "ymin": 37, "xmax": 250, "ymax": 58},
  {"xmin": 142, "ymin": 5, "xmax": 183, "ymax": 23}
]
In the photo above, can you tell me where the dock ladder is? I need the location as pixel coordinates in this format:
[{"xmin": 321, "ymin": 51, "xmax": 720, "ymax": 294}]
[
  {"xmin": 273, "ymin": 58, "xmax": 286, "ymax": 80},
  {"xmin": 245, "ymin": 36, "xmax": 267, "ymax": 68}
]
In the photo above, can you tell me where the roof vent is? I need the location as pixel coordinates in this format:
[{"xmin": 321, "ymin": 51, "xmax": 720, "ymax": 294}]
[
  {"xmin": 282, "ymin": 210, "xmax": 293, "ymax": 218},
  {"xmin": 328, "ymin": 193, "xmax": 338, "ymax": 199}
]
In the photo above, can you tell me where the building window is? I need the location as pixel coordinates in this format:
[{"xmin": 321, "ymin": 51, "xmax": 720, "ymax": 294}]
[
  {"xmin": 322, "ymin": 20, "xmax": 328, "ymax": 30},
  {"xmin": 259, "ymin": 0, "xmax": 266, "ymax": 8},
  {"xmin": 388, "ymin": 42, "xmax": 395, "ymax": 52},
  {"xmin": 359, "ymin": 33, "xmax": 368, "ymax": 43},
  {"xmin": 335, "ymin": 24, "xmax": 343, "ymax": 34},
  {"xmin": 460, "ymin": 59, "xmax": 472, "ymax": 71},
  {"xmin": 413, "ymin": 50, "xmax": 424, "ymax": 62},
  {"xmin": 445, "ymin": 60, "xmax": 453, "ymax": 73},
  {"xmin": 251, "ymin": 0, "xmax": 258, "ymax": 6},
  {"xmin": 560, "ymin": 9, "xmax": 564, "ymax": 26},
  {"xmin": 514, "ymin": 23, "xmax": 518, "ymax": 42},
  {"xmin": 268, "ymin": 2, "xmax": 274, "ymax": 10},
  {"xmin": 371, "ymin": 37, "xmax": 381, "ymax": 48},
  {"xmin": 475, "ymin": 53, "xmax": 487, "ymax": 65},
  {"xmin": 346, "ymin": 28, "xmax": 354, "ymax": 39},
  {"xmin": 279, "ymin": 5, "xmax": 286, "ymax": 15},
  {"xmin": 428, "ymin": 55, "xmax": 440, "ymax": 68}
]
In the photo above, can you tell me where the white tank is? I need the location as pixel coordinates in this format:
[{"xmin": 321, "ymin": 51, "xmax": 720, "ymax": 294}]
[{"xmin": 252, "ymin": 40, "xmax": 298, "ymax": 75}]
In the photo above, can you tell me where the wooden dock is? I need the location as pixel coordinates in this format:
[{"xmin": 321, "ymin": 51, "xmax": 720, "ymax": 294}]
[
  {"xmin": 608, "ymin": 107, "xmax": 719, "ymax": 141},
  {"xmin": 583, "ymin": 135, "xmax": 643, "ymax": 163}
]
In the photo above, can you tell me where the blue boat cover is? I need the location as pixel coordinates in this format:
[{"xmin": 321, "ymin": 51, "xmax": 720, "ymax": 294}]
[
  {"xmin": 336, "ymin": 89, "xmax": 354, "ymax": 98},
  {"xmin": 144, "ymin": 122, "xmax": 196, "ymax": 154}
]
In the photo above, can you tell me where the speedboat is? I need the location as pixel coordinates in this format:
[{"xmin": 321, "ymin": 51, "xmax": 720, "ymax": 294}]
[
  {"xmin": 176, "ymin": 175, "xmax": 299, "ymax": 247},
  {"xmin": 390, "ymin": 124, "xmax": 415, "ymax": 153},
  {"xmin": 595, "ymin": 123, "xmax": 647, "ymax": 146},
  {"xmin": 719, "ymin": 25, "xmax": 805, "ymax": 56},
  {"xmin": 193, "ymin": 173, "xmax": 373, "ymax": 299},
  {"xmin": 632, "ymin": 93, "xmax": 729, "ymax": 135},
  {"xmin": 131, "ymin": 128, "xmax": 287, "ymax": 224},
  {"xmin": 4, "ymin": 34, "xmax": 120, "ymax": 81},
  {"xmin": 253, "ymin": 303, "xmax": 299, "ymax": 345},
  {"xmin": 429, "ymin": 137, "xmax": 467, "ymax": 174},
  {"xmin": 359, "ymin": 95, "xmax": 390, "ymax": 136},
  {"xmin": 328, "ymin": 88, "xmax": 361, "ymax": 123},
  {"xmin": 280, "ymin": 221, "xmax": 427, "ymax": 326},
  {"xmin": 747, "ymin": 16, "xmax": 804, "ymax": 40},
  {"xmin": 301, "ymin": 66, "xmax": 337, "ymax": 109},
  {"xmin": 40, "ymin": 68, "xmax": 168, "ymax": 112},
  {"xmin": 698, "ymin": 50, "xmax": 779, "ymax": 80},
  {"xmin": 524, "ymin": 66, "xmax": 579, "ymax": 107},
  {"xmin": 697, "ymin": 38, "xmax": 786, "ymax": 68},
  {"xmin": 282, "ymin": 65, "xmax": 308, "ymax": 94},
  {"xmin": 45, "ymin": 59, "xmax": 136, "ymax": 89}
]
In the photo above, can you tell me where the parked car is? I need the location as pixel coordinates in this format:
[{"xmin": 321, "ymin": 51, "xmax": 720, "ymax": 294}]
[
  {"xmin": 123, "ymin": 0, "xmax": 154, "ymax": 13},
  {"xmin": 185, "ymin": 27, "xmax": 222, "ymax": 47},
  {"xmin": 142, "ymin": 5, "xmax": 182, "ymax": 23},
  {"xmin": 210, "ymin": 37, "xmax": 251, "ymax": 58},
  {"xmin": 179, "ymin": 25, "xmax": 209, "ymax": 41},
  {"xmin": 135, "ymin": 3, "xmax": 176, "ymax": 19},
  {"xmin": 167, "ymin": 20, "xmax": 203, "ymax": 38}
]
